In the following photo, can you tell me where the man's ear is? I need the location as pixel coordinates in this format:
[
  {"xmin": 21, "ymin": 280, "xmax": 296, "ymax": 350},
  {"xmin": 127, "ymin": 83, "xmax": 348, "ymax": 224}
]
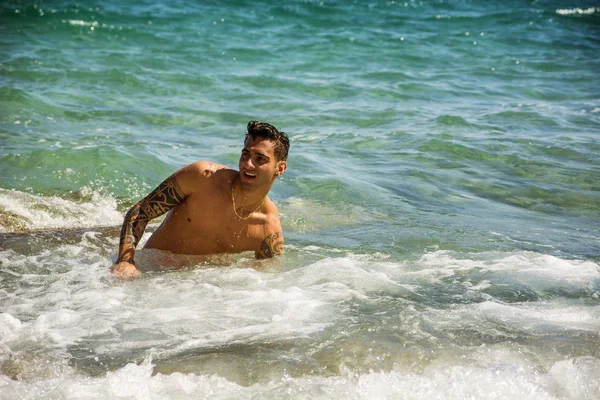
[{"xmin": 275, "ymin": 161, "xmax": 287, "ymax": 177}]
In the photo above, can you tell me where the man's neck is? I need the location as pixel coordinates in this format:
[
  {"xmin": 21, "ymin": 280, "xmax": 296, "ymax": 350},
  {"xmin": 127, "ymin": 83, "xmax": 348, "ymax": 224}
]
[{"xmin": 233, "ymin": 178, "xmax": 270, "ymax": 211}]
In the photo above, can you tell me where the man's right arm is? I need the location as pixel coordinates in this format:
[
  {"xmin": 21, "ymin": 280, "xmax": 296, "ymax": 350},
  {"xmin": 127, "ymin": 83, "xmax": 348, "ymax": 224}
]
[{"xmin": 110, "ymin": 175, "xmax": 187, "ymax": 279}]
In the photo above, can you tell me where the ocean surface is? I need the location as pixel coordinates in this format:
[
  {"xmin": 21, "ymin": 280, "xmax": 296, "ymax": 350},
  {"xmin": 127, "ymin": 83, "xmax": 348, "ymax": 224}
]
[{"xmin": 1, "ymin": 0, "xmax": 599, "ymax": 398}]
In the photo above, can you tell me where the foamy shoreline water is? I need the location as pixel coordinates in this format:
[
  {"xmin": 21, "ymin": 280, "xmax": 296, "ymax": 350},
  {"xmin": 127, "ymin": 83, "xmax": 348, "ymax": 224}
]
[
  {"xmin": 1, "ymin": 225, "xmax": 598, "ymax": 398},
  {"xmin": 1, "ymin": 355, "xmax": 599, "ymax": 400}
]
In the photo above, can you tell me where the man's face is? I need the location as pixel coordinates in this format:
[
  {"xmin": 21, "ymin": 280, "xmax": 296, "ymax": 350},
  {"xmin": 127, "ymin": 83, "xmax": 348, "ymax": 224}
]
[{"xmin": 238, "ymin": 136, "xmax": 286, "ymax": 189}]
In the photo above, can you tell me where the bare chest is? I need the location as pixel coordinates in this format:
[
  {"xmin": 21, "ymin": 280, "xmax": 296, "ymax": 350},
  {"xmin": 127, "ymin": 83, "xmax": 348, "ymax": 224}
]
[{"xmin": 148, "ymin": 191, "xmax": 265, "ymax": 254}]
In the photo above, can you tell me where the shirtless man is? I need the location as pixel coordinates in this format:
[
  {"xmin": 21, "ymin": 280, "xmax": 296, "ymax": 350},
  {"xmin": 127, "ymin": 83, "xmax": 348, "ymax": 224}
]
[{"xmin": 110, "ymin": 121, "xmax": 289, "ymax": 279}]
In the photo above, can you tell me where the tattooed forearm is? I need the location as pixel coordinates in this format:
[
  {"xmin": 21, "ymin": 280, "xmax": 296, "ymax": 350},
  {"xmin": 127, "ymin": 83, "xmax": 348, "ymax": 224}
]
[
  {"xmin": 119, "ymin": 203, "xmax": 148, "ymax": 248},
  {"xmin": 256, "ymin": 231, "xmax": 284, "ymax": 259},
  {"xmin": 117, "ymin": 176, "xmax": 185, "ymax": 261}
]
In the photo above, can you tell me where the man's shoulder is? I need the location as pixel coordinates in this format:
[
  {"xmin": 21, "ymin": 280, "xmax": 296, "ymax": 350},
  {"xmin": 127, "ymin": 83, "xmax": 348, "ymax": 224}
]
[
  {"xmin": 262, "ymin": 198, "xmax": 282, "ymax": 231},
  {"xmin": 186, "ymin": 161, "xmax": 231, "ymax": 177},
  {"xmin": 247, "ymin": 198, "xmax": 281, "ymax": 232},
  {"xmin": 175, "ymin": 161, "xmax": 235, "ymax": 195},
  {"xmin": 255, "ymin": 203, "xmax": 284, "ymax": 259},
  {"xmin": 183, "ymin": 161, "xmax": 239, "ymax": 184}
]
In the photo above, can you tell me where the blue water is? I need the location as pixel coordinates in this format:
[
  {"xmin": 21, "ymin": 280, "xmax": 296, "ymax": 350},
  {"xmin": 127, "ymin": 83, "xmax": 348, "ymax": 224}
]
[{"xmin": 1, "ymin": 1, "xmax": 599, "ymax": 398}]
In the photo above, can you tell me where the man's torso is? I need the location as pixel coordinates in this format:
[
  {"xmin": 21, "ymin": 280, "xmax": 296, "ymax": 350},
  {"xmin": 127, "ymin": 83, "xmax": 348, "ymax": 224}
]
[{"xmin": 143, "ymin": 165, "xmax": 273, "ymax": 255}]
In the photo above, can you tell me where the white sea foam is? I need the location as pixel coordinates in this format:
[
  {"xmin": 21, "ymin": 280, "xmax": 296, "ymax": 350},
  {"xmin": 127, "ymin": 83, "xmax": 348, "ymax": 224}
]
[
  {"xmin": 420, "ymin": 299, "xmax": 600, "ymax": 341},
  {"xmin": 66, "ymin": 20, "xmax": 99, "ymax": 27},
  {"xmin": 411, "ymin": 250, "xmax": 600, "ymax": 289},
  {"xmin": 0, "ymin": 355, "xmax": 599, "ymax": 400},
  {"xmin": 0, "ymin": 244, "xmax": 342, "ymax": 363},
  {"xmin": 556, "ymin": 7, "xmax": 599, "ymax": 15},
  {"xmin": 1, "ymin": 243, "xmax": 599, "ymax": 398},
  {"xmin": 0, "ymin": 188, "xmax": 122, "ymax": 232}
]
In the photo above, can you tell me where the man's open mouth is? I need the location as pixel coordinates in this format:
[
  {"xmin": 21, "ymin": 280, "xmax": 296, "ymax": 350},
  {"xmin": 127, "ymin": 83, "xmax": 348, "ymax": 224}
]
[{"xmin": 243, "ymin": 172, "xmax": 256, "ymax": 179}]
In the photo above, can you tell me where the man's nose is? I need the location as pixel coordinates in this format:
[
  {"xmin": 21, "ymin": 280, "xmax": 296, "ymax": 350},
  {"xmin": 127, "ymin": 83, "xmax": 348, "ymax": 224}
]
[{"xmin": 242, "ymin": 157, "xmax": 254, "ymax": 169}]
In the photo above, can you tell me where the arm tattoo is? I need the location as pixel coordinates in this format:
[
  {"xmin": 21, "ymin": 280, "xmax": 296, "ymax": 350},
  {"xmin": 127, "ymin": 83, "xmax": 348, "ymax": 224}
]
[
  {"xmin": 256, "ymin": 232, "xmax": 284, "ymax": 259},
  {"xmin": 119, "ymin": 176, "xmax": 186, "ymax": 249}
]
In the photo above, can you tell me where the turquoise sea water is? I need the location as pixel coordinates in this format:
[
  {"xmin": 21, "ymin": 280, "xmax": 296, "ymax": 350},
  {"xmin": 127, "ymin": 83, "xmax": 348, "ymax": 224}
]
[{"xmin": 1, "ymin": 1, "xmax": 599, "ymax": 398}]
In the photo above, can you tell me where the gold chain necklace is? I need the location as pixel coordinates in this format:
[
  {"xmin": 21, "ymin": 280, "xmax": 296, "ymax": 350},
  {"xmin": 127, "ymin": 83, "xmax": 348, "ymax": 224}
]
[{"xmin": 231, "ymin": 182, "xmax": 264, "ymax": 220}]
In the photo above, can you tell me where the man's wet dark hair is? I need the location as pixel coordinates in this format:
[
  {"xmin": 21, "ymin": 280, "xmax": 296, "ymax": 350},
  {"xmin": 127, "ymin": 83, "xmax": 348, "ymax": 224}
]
[{"xmin": 246, "ymin": 120, "xmax": 290, "ymax": 162}]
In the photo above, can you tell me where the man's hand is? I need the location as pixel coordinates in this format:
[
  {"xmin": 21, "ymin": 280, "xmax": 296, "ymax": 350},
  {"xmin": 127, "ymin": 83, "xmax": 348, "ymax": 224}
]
[{"xmin": 110, "ymin": 261, "xmax": 141, "ymax": 280}]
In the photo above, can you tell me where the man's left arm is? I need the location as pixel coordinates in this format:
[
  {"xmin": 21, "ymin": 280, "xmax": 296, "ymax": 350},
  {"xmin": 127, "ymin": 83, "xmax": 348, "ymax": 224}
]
[{"xmin": 256, "ymin": 231, "xmax": 284, "ymax": 259}]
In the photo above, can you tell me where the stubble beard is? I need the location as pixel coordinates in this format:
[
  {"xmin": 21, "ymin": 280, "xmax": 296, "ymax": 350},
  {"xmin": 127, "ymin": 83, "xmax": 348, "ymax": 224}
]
[{"xmin": 238, "ymin": 171, "xmax": 276, "ymax": 197}]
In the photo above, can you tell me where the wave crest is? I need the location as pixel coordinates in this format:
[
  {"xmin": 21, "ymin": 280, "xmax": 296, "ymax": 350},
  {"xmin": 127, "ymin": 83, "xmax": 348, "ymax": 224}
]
[{"xmin": 0, "ymin": 188, "xmax": 122, "ymax": 233}]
